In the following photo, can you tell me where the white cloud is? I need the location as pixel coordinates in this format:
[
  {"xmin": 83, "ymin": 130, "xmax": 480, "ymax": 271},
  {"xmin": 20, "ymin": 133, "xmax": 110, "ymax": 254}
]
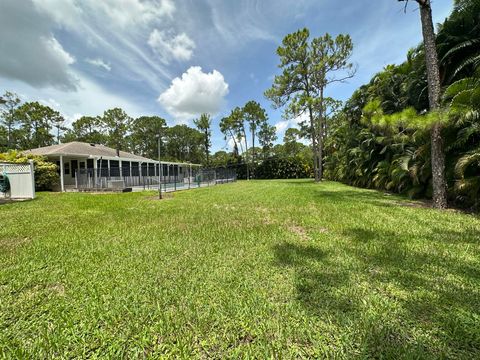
[
  {"xmin": 31, "ymin": 0, "xmax": 82, "ymax": 29},
  {"xmin": 148, "ymin": 29, "xmax": 195, "ymax": 63},
  {"xmin": 207, "ymin": 0, "xmax": 276, "ymax": 45},
  {"xmin": 32, "ymin": 0, "xmax": 175, "ymax": 29},
  {"xmin": 85, "ymin": 58, "xmax": 111, "ymax": 71},
  {"xmin": 158, "ymin": 66, "xmax": 229, "ymax": 122},
  {"xmin": 0, "ymin": 1, "xmax": 78, "ymax": 90},
  {"xmin": 29, "ymin": 0, "xmax": 178, "ymax": 92},
  {"xmin": 274, "ymin": 113, "xmax": 309, "ymax": 143},
  {"xmin": 90, "ymin": 0, "xmax": 175, "ymax": 28},
  {"xmin": 39, "ymin": 98, "xmax": 61, "ymax": 110},
  {"xmin": 1, "ymin": 72, "xmax": 147, "ymax": 127}
]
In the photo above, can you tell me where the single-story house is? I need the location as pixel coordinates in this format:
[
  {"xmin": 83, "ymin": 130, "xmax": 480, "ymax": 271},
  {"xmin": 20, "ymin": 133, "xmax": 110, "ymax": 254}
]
[{"xmin": 24, "ymin": 141, "xmax": 200, "ymax": 191}]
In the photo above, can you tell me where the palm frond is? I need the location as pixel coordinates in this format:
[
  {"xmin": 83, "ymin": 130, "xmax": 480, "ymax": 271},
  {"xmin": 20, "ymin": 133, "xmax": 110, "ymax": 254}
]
[
  {"xmin": 441, "ymin": 38, "xmax": 480, "ymax": 64},
  {"xmin": 450, "ymin": 53, "xmax": 480, "ymax": 82}
]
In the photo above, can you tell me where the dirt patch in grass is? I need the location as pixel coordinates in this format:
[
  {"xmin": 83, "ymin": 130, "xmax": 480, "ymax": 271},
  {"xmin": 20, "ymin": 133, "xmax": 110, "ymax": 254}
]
[
  {"xmin": 289, "ymin": 225, "xmax": 310, "ymax": 241},
  {"xmin": 145, "ymin": 193, "xmax": 175, "ymax": 201},
  {"xmin": 257, "ymin": 207, "xmax": 275, "ymax": 225},
  {"xmin": 0, "ymin": 198, "xmax": 31, "ymax": 205},
  {"xmin": 213, "ymin": 204, "xmax": 237, "ymax": 211},
  {"xmin": 0, "ymin": 236, "xmax": 31, "ymax": 251},
  {"xmin": 394, "ymin": 200, "xmax": 432, "ymax": 209}
]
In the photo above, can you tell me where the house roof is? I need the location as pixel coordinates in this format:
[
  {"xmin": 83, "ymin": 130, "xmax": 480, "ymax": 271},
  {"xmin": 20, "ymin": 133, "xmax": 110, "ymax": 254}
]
[{"xmin": 24, "ymin": 142, "xmax": 154, "ymax": 162}]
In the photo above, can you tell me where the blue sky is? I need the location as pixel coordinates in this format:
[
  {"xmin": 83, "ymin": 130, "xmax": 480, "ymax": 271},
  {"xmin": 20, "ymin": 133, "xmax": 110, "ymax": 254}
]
[{"xmin": 0, "ymin": 0, "xmax": 453, "ymax": 152}]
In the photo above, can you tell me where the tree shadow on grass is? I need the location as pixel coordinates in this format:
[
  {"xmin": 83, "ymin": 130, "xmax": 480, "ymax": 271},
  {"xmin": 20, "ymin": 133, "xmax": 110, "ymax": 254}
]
[
  {"xmin": 272, "ymin": 225, "xmax": 480, "ymax": 358},
  {"xmin": 342, "ymin": 227, "xmax": 480, "ymax": 357},
  {"xmin": 273, "ymin": 243, "xmax": 356, "ymax": 316}
]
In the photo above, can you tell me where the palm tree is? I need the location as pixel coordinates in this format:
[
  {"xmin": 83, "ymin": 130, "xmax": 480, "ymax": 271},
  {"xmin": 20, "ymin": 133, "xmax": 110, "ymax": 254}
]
[{"xmin": 444, "ymin": 68, "xmax": 480, "ymax": 208}]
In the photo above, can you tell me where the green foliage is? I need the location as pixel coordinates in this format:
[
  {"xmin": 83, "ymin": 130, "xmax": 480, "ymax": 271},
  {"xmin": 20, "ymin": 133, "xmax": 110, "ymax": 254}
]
[
  {"xmin": 0, "ymin": 150, "xmax": 59, "ymax": 190},
  {"xmin": 255, "ymin": 155, "xmax": 313, "ymax": 179},
  {"xmin": 63, "ymin": 116, "xmax": 107, "ymax": 145},
  {"xmin": 164, "ymin": 125, "xmax": 204, "ymax": 163},
  {"xmin": 0, "ymin": 91, "xmax": 21, "ymax": 151},
  {"xmin": 15, "ymin": 101, "xmax": 60, "ymax": 149},
  {"xmin": 128, "ymin": 116, "xmax": 167, "ymax": 160},
  {"xmin": 101, "ymin": 108, "xmax": 131, "ymax": 153},
  {"xmin": 265, "ymin": 28, "xmax": 354, "ymax": 180},
  {"xmin": 257, "ymin": 122, "xmax": 277, "ymax": 159},
  {"xmin": 193, "ymin": 113, "xmax": 212, "ymax": 165},
  {"xmin": 324, "ymin": 1, "xmax": 480, "ymax": 209}
]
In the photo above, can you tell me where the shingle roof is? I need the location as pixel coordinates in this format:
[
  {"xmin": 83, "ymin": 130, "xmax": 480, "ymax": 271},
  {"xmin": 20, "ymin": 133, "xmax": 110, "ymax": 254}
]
[{"xmin": 23, "ymin": 142, "xmax": 154, "ymax": 162}]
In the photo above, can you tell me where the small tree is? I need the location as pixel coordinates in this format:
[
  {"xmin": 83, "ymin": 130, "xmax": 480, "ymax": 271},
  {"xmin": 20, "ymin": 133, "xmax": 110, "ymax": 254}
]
[
  {"xmin": 266, "ymin": 29, "xmax": 355, "ymax": 182},
  {"xmin": 128, "ymin": 116, "xmax": 167, "ymax": 159},
  {"xmin": 101, "ymin": 108, "xmax": 131, "ymax": 155},
  {"xmin": 51, "ymin": 113, "xmax": 66, "ymax": 144},
  {"xmin": 243, "ymin": 101, "xmax": 267, "ymax": 164},
  {"xmin": 63, "ymin": 116, "xmax": 107, "ymax": 144},
  {"xmin": 258, "ymin": 122, "xmax": 277, "ymax": 159},
  {"xmin": 15, "ymin": 102, "xmax": 58, "ymax": 149},
  {"xmin": 193, "ymin": 113, "xmax": 212, "ymax": 166},
  {"xmin": 0, "ymin": 91, "xmax": 21, "ymax": 150}
]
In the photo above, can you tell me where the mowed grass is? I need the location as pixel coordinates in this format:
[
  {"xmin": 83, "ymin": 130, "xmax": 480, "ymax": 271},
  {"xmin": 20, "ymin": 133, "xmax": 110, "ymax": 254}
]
[{"xmin": 1, "ymin": 180, "xmax": 479, "ymax": 359}]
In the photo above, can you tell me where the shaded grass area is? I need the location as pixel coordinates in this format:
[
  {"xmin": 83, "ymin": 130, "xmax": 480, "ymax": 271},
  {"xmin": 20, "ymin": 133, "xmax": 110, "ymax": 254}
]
[{"xmin": 1, "ymin": 180, "xmax": 479, "ymax": 358}]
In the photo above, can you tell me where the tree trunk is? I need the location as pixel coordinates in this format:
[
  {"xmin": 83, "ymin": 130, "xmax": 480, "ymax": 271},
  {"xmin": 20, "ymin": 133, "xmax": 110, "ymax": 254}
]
[
  {"xmin": 317, "ymin": 86, "xmax": 325, "ymax": 181},
  {"xmin": 418, "ymin": 0, "xmax": 447, "ymax": 209},
  {"xmin": 243, "ymin": 129, "xmax": 249, "ymax": 180},
  {"xmin": 251, "ymin": 128, "xmax": 257, "ymax": 179},
  {"xmin": 308, "ymin": 105, "xmax": 319, "ymax": 182},
  {"xmin": 205, "ymin": 129, "xmax": 209, "ymax": 165}
]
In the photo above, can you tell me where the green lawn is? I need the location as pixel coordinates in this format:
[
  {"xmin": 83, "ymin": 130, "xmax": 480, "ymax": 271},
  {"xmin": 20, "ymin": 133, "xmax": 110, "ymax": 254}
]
[{"xmin": 1, "ymin": 180, "xmax": 479, "ymax": 359}]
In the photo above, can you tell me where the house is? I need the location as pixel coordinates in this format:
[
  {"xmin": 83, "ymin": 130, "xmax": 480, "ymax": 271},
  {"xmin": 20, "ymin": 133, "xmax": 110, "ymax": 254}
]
[{"xmin": 24, "ymin": 141, "xmax": 199, "ymax": 191}]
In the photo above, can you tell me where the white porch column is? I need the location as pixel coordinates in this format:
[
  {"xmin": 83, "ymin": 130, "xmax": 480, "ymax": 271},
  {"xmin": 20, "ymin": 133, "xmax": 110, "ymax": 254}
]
[
  {"xmin": 59, "ymin": 155, "xmax": 65, "ymax": 192},
  {"xmin": 107, "ymin": 159, "xmax": 111, "ymax": 179},
  {"xmin": 29, "ymin": 160, "xmax": 36, "ymax": 199},
  {"xmin": 119, "ymin": 160, "xmax": 123, "ymax": 180},
  {"xmin": 93, "ymin": 157, "xmax": 98, "ymax": 188}
]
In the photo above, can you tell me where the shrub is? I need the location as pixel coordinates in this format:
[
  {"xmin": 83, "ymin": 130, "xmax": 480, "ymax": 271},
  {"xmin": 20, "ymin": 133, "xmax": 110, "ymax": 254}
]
[{"xmin": 0, "ymin": 151, "xmax": 59, "ymax": 190}]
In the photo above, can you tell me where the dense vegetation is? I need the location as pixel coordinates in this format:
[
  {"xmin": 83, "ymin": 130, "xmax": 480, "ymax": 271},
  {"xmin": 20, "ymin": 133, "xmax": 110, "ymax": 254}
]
[
  {"xmin": 324, "ymin": 0, "xmax": 480, "ymax": 209},
  {"xmin": 1, "ymin": 181, "xmax": 479, "ymax": 358}
]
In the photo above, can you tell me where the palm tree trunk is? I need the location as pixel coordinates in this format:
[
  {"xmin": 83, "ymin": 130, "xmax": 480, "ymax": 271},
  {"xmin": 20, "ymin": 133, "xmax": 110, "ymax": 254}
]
[{"xmin": 417, "ymin": 0, "xmax": 447, "ymax": 209}]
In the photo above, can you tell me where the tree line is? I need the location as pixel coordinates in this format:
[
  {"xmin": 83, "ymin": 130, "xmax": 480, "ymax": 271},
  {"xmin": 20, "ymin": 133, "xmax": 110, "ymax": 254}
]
[{"xmin": 0, "ymin": 97, "xmax": 211, "ymax": 164}]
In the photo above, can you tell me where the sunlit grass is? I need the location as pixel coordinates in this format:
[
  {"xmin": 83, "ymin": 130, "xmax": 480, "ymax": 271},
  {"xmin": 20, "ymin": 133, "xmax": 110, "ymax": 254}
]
[{"xmin": 1, "ymin": 180, "xmax": 479, "ymax": 358}]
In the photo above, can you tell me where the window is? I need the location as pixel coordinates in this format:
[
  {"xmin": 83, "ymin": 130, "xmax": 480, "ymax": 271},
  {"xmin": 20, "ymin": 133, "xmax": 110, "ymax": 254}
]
[
  {"xmin": 64, "ymin": 162, "xmax": 70, "ymax": 175},
  {"xmin": 71, "ymin": 160, "xmax": 78, "ymax": 178}
]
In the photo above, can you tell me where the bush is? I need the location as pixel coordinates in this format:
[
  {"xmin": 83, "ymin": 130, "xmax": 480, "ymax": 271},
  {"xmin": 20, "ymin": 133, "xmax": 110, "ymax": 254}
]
[
  {"xmin": 255, "ymin": 156, "xmax": 313, "ymax": 179},
  {"xmin": 0, "ymin": 151, "xmax": 59, "ymax": 190}
]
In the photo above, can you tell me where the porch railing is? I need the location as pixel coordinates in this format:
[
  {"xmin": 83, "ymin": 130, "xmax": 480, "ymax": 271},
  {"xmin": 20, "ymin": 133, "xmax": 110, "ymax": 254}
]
[{"xmin": 75, "ymin": 167, "xmax": 237, "ymax": 191}]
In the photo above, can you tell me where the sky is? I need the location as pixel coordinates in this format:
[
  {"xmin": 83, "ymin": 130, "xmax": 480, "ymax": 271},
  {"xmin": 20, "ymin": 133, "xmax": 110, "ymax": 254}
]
[{"xmin": 0, "ymin": 0, "xmax": 454, "ymax": 153}]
